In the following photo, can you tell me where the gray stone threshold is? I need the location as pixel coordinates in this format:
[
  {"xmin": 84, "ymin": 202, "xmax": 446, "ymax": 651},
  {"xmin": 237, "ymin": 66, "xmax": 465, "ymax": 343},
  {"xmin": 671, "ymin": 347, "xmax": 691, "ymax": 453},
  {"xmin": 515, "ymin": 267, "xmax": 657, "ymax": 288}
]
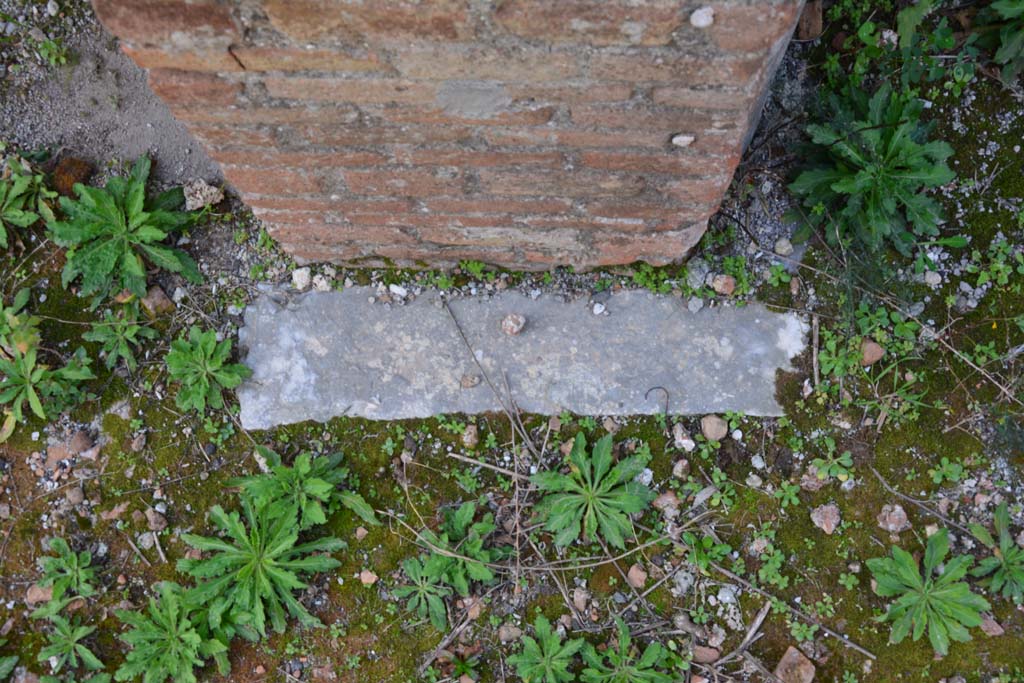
[{"xmin": 237, "ymin": 287, "xmax": 807, "ymax": 430}]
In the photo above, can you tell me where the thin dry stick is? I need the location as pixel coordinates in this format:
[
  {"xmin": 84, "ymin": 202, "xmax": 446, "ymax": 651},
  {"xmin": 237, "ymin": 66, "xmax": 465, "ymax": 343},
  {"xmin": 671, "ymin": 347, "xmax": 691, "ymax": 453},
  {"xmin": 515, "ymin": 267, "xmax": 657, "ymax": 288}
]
[
  {"xmin": 152, "ymin": 531, "xmax": 168, "ymax": 564},
  {"xmin": 635, "ymin": 523, "xmax": 875, "ymax": 660},
  {"xmin": 122, "ymin": 533, "xmax": 152, "ymax": 567},
  {"xmin": 442, "ymin": 300, "xmax": 537, "ymax": 454},
  {"xmin": 870, "ymin": 467, "xmax": 973, "ymax": 536}
]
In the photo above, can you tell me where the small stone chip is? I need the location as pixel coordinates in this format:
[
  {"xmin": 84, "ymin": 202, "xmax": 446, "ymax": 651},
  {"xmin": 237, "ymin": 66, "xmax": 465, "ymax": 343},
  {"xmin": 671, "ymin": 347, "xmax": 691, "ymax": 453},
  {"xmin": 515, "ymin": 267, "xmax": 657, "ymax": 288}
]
[{"xmin": 501, "ymin": 313, "xmax": 526, "ymax": 336}]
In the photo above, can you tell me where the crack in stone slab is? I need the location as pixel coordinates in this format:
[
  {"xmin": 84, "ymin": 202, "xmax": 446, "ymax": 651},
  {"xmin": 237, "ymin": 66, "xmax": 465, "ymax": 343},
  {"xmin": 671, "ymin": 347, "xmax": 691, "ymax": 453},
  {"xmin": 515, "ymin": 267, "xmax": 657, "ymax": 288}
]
[{"xmin": 237, "ymin": 287, "xmax": 808, "ymax": 430}]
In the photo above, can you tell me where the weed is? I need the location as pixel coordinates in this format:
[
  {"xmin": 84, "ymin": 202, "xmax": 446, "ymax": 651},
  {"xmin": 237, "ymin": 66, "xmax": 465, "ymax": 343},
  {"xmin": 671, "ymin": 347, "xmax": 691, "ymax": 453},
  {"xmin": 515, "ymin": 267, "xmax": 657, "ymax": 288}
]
[
  {"xmin": 867, "ymin": 529, "xmax": 989, "ymax": 655},
  {"xmin": 165, "ymin": 327, "xmax": 251, "ymax": 413},
  {"xmin": 970, "ymin": 502, "xmax": 1024, "ymax": 604},
  {"xmin": 507, "ymin": 614, "xmax": 583, "ymax": 683},
  {"xmin": 790, "ymin": 83, "xmax": 955, "ymax": 255},
  {"xmin": 48, "ymin": 156, "xmax": 201, "ymax": 306},
  {"xmin": 178, "ymin": 500, "xmax": 344, "ymax": 636},
  {"xmin": 532, "ymin": 433, "xmax": 655, "ymax": 549}
]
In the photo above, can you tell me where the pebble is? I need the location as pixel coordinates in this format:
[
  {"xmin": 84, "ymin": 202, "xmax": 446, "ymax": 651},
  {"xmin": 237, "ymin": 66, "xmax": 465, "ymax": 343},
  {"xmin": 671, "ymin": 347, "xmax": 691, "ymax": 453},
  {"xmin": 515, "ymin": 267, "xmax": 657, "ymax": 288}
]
[
  {"xmin": 146, "ymin": 508, "xmax": 168, "ymax": 532},
  {"xmin": 692, "ymin": 645, "xmax": 720, "ymax": 664},
  {"xmin": 388, "ymin": 284, "xmax": 408, "ymax": 299},
  {"xmin": 183, "ymin": 178, "xmax": 223, "ymax": 211},
  {"xmin": 860, "ymin": 339, "xmax": 885, "ymax": 366},
  {"xmin": 980, "ymin": 615, "xmax": 1005, "ymax": 637},
  {"xmin": 810, "ymin": 503, "xmax": 841, "ymax": 535},
  {"xmin": 26, "ymin": 584, "xmax": 53, "ymax": 605},
  {"xmin": 65, "ymin": 486, "xmax": 85, "ymax": 505},
  {"xmin": 751, "ymin": 454, "xmax": 766, "ymax": 470},
  {"xmin": 626, "ymin": 563, "xmax": 647, "ymax": 588},
  {"xmin": 924, "ymin": 270, "xmax": 942, "ymax": 287},
  {"xmin": 877, "ymin": 503, "xmax": 911, "ymax": 532},
  {"xmin": 773, "ymin": 646, "xmax": 815, "ymax": 683},
  {"xmin": 592, "ymin": 302, "xmax": 606, "ymax": 315},
  {"xmin": 312, "ymin": 275, "xmax": 331, "ymax": 292},
  {"xmin": 745, "ymin": 473, "xmax": 763, "ymax": 488},
  {"xmin": 461, "ymin": 424, "xmax": 479, "ymax": 449},
  {"xmin": 671, "ymin": 133, "xmax": 696, "ymax": 148},
  {"xmin": 355, "ymin": 526, "xmax": 368, "ymax": 541},
  {"xmin": 672, "ymin": 423, "xmax": 696, "ymax": 451},
  {"xmin": 774, "ymin": 237, "xmax": 794, "ymax": 257},
  {"xmin": 689, "ymin": 6, "xmax": 715, "ymax": 28},
  {"xmin": 498, "ymin": 624, "xmax": 522, "ymax": 642},
  {"xmin": 292, "ymin": 267, "xmax": 311, "ymax": 291},
  {"xmin": 711, "ymin": 274, "xmax": 736, "ymax": 296},
  {"xmin": 359, "ymin": 570, "xmax": 378, "ymax": 586},
  {"xmin": 137, "ymin": 532, "xmax": 155, "ymax": 550},
  {"xmin": 46, "ymin": 1, "xmax": 59, "ymax": 17},
  {"xmin": 501, "ymin": 313, "xmax": 526, "ymax": 336},
  {"xmin": 687, "ymin": 297, "xmax": 704, "ymax": 313},
  {"xmin": 672, "ymin": 459, "xmax": 690, "ymax": 479},
  {"xmin": 700, "ymin": 414, "xmax": 728, "ymax": 442}
]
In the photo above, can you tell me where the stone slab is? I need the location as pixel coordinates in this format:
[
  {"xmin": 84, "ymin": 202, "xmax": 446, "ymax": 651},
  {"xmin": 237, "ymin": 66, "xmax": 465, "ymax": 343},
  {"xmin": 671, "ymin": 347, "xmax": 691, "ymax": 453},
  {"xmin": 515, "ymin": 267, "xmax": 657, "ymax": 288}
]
[{"xmin": 237, "ymin": 287, "xmax": 807, "ymax": 430}]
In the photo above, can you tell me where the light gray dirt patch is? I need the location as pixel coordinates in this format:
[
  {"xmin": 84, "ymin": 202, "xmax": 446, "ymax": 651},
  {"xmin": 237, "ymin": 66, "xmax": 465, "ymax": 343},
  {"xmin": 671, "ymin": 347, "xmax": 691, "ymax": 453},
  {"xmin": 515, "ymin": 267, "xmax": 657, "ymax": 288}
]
[
  {"xmin": 0, "ymin": 20, "xmax": 220, "ymax": 184},
  {"xmin": 237, "ymin": 287, "xmax": 808, "ymax": 429}
]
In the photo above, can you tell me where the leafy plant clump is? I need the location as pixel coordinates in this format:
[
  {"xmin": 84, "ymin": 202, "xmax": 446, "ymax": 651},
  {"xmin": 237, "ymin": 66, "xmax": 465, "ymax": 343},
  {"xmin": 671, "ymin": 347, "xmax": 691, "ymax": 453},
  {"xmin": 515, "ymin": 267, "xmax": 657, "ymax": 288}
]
[
  {"xmin": 83, "ymin": 302, "xmax": 158, "ymax": 371},
  {"xmin": 37, "ymin": 614, "xmax": 104, "ymax": 675},
  {"xmin": 393, "ymin": 555, "xmax": 452, "ymax": 631},
  {"xmin": 531, "ymin": 433, "xmax": 655, "ymax": 549},
  {"xmin": 230, "ymin": 447, "xmax": 378, "ymax": 530},
  {"xmin": 416, "ymin": 500, "xmax": 507, "ymax": 596},
  {"xmin": 867, "ymin": 528, "xmax": 990, "ymax": 655},
  {"xmin": 979, "ymin": 0, "xmax": 1024, "ymax": 82},
  {"xmin": 507, "ymin": 614, "xmax": 584, "ymax": 683},
  {"xmin": 165, "ymin": 326, "xmax": 251, "ymax": 413},
  {"xmin": 581, "ymin": 618, "xmax": 673, "ymax": 683},
  {"xmin": 970, "ymin": 502, "xmax": 1024, "ymax": 604},
  {"xmin": 115, "ymin": 582, "xmax": 228, "ymax": 683},
  {"xmin": 177, "ymin": 499, "xmax": 344, "ymax": 636},
  {"xmin": 0, "ymin": 344, "xmax": 93, "ymax": 437},
  {"xmin": 1, "ymin": 160, "xmax": 46, "ymax": 247},
  {"xmin": 38, "ymin": 537, "xmax": 97, "ymax": 599},
  {"xmin": 789, "ymin": 83, "xmax": 956, "ymax": 256},
  {"xmin": 47, "ymin": 155, "xmax": 201, "ymax": 306}
]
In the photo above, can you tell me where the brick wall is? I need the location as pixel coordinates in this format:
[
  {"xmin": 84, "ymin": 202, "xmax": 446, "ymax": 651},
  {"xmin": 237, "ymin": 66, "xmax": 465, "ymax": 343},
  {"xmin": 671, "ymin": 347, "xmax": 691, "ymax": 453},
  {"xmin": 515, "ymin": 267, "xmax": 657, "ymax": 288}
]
[{"xmin": 92, "ymin": 0, "xmax": 803, "ymax": 269}]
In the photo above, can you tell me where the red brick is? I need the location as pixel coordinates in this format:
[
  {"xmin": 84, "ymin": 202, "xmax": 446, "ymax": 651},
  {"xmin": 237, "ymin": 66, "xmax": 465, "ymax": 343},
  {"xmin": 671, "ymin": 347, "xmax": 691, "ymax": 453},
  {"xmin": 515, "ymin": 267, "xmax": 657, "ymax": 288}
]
[
  {"xmin": 588, "ymin": 53, "xmax": 764, "ymax": 85},
  {"xmin": 651, "ymin": 86, "xmax": 753, "ymax": 110},
  {"xmin": 424, "ymin": 198, "xmax": 574, "ymax": 214},
  {"xmin": 147, "ymin": 69, "xmax": 241, "ymax": 107},
  {"xmin": 170, "ymin": 105, "xmax": 363, "ymax": 126},
  {"xmin": 394, "ymin": 149, "xmax": 565, "ymax": 168},
  {"xmin": 660, "ymin": 174, "xmax": 735, "ymax": 204},
  {"xmin": 344, "ymin": 169, "xmax": 469, "ymax": 197},
  {"xmin": 93, "ymin": 0, "xmax": 237, "ymax": 46},
  {"xmin": 571, "ymin": 105, "xmax": 736, "ymax": 132},
  {"xmin": 187, "ymin": 125, "xmax": 277, "ymax": 148},
  {"xmin": 265, "ymin": 78, "xmax": 435, "ymax": 104},
  {"xmin": 478, "ymin": 169, "xmax": 645, "ymax": 198},
  {"xmin": 495, "ymin": 0, "xmax": 684, "ymax": 46},
  {"xmin": 482, "ymin": 127, "xmax": 667, "ymax": 149},
  {"xmin": 505, "ymin": 83, "xmax": 635, "ymax": 105},
  {"xmin": 213, "ymin": 150, "xmax": 387, "ymax": 168},
  {"xmin": 250, "ymin": 198, "xmax": 416, "ymax": 214},
  {"xmin": 270, "ymin": 223, "xmax": 419, "ymax": 244},
  {"xmin": 709, "ymin": 2, "xmax": 802, "ymax": 53},
  {"xmin": 588, "ymin": 223, "xmax": 706, "ymax": 265},
  {"xmin": 224, "ymin": 166, "xmax": 321, "ymax": 196},
  {"xmin": 416, "ymin": 225, "xmax": 582, "ymax": 251},
  {"xmin": 263, "ymin": 0, "xmax": 472, "ymax": 42},
  {"xmin": 392, "ymin": 47, "xmax": 580, "ymax": 81},
  {"xmin": 122, "ymin": 46, "xmax": 242, "ymax": 72},
  {"xmin": 281, "ymin": 124, "xmax": 476, "ymax": 148},
  {"xmin": 374, "ymin": 105, "xmax": 558, "ymax": 127},
  {"xmin": 579, "ymin": 151, "xmax": 716, "ymax": 174},
  {"xmin": 232, "ymin": 48, "xmax": 392, "ymax": 73}
]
